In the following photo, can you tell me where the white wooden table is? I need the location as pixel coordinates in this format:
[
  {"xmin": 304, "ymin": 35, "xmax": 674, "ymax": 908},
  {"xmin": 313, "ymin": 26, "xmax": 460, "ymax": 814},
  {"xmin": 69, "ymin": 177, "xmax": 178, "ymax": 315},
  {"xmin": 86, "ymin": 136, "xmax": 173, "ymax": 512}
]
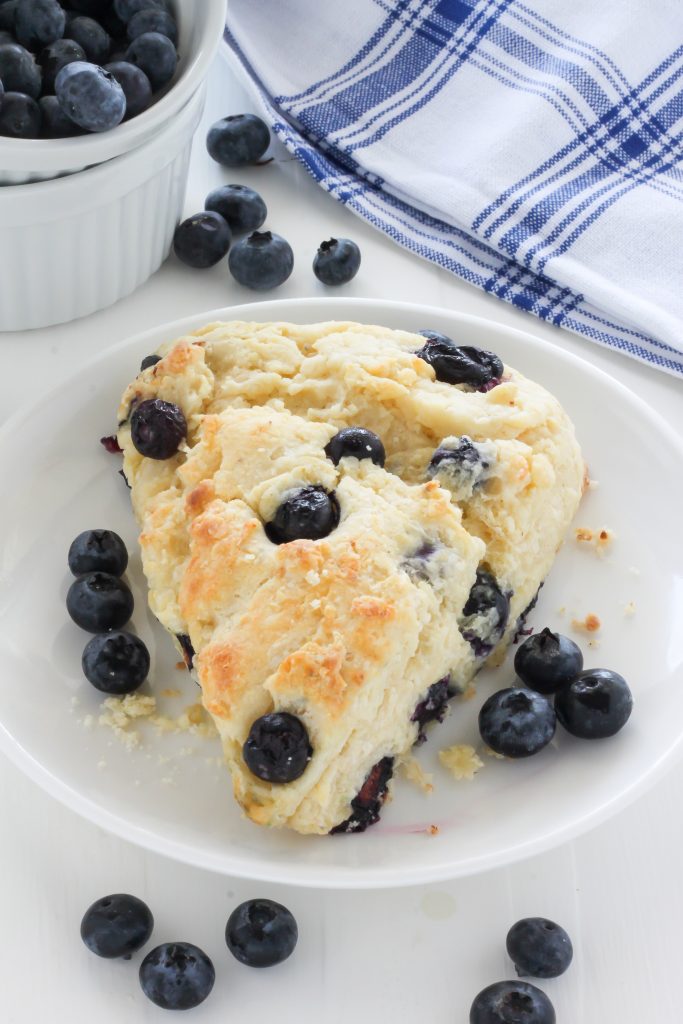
[{"xmin": 1, "ymin": 56, "xmax": 681, "ymax": 1023}]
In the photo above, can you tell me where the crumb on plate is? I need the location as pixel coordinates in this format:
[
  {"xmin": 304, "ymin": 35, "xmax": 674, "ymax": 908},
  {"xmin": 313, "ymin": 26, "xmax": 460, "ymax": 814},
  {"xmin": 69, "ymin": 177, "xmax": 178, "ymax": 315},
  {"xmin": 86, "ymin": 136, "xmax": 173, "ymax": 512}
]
[
  {"xmin": 439, "ymin": 744, "xmax": 484, "ymax": 781},
  {"xmin": 571, "ymin": 613, "xmax": 601, "ymax": 634},
  {"xmin": 400, "ymin": 755, "xmax": 434, "ymax": 794},
  {"xmin": 575, "ymin": 526, "xmax": 615, "ymax": 556},
  {"xmin": 624, "ymin": 600, "xmax": 636, "ymax": 617}
]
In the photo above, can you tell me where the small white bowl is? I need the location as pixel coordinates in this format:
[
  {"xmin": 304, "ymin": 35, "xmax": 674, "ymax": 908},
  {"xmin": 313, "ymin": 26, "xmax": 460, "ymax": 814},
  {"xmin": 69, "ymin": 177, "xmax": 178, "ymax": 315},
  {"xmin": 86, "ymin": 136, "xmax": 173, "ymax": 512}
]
[
  {"xmin": 0, "ymin": 0, "xmax": 226, "ymax": 185},
  {"xmin": 0, "ymin": 84, "xmax": 205, "ymax": 331}
]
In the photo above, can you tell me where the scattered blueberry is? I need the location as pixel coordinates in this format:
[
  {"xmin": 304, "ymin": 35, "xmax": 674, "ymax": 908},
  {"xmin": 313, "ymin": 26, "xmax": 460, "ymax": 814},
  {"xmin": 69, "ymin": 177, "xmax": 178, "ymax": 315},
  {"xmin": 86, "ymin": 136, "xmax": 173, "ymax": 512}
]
[
  {"xmin": 0, "ymin": 90, "xmax": 41, "ymax": 136},
  {"xmin": 417, "ymin": 330, "xmax": 503, "ymax": 388},
  {"xmin": 479, "ymin": 687, "xmax": 556, "ymax": 758},
  {"xmin": 506, "ymin": 918, "xmax": 573, "ymax": 979},
  {"xmin": 114, "ymin": 0, "xmax": 170, "ymax": 22},
  {"xmin": 206, "ymin": 113, "xmax": 270, "ymax": 167},
  {"xmin": 0, "ymin": 3, "xmax": 17, "ymax": 35},
  {"xmin": 65, "ymin": 15, "xmax": 111, "ymax": 64},
  {"xmin": 514, "ymin": 628, "xmax": 583, "ymax": 695},
  {"xmin": 127, "ymin": 8, "xmax": 177, "ymax": 45},
  {"xmin": 428, "ymin": 436, "xmax": 493, "ymax": 491},
  {"xmin": 470, "ymin": 980, "xmax": 556, "ymax": 1024},
  {"xmin": 226, "ymin": 899, "xmax": 298, "ymax": 968},
  {"xmin": 228, "ymin": 230, "xmax": 294, "ymax": 290},
  {"xmin": 14, "ymin": 0, "xmax": 65, "ymax": 53},
  {"xmin": 104, "ymin": 59, "xmax": 152, "ymax": 118},
  {"xmin": 82, "ymin": 630, "xmax": 150, "ymax": 695},
  {"xmin": 555, "ymin": 668, "xmax": 633, "ymax": 739},
  {"xmin": 0, "ymin": 43, "xmax": 42, "ymax": 98},
  {"xmin": 130, "ymin": 398, "xmax": 187, "ymax": 460},
  {"xmin": 140, "ymin": 353, "xmax": 162, "ymax": 371},
  {"xmin": 243, "ymin": 712, "xmax": 312, "ymax": 783},
  {"xmin": 68, "ymin": 529, "xmax": 128, "ymax": 577},
  {"xmin": 125, "ymin": 30, "xmax": 176, "ymax": 90},
  {"xmin": 265, "ymin": 485, "xmax": 340, "ymax": 544},
  {"xmin": 56, "ymin": 61, "xmax": 125, "ymax": 132},
  {"xmin": 313, "ymin": 237, "xmax": 361, "ymax": 286},
  {"xmin": 330, "ymin": 756, "xmax": 394, "ymax": 833},
  {"xmin": 67, "ymin": 572, "xmax": 134, "ymax": 632},
  {"xmin": 173, "ymin": 211, "xmax": 232, "ymax": 269},
  {"xmin": 81, "ymin": 894, "xmax": 154, "ymax": 959},
  {"xmin": 204, "ymin": 183, "xmax": 267, "ymax": 234},
  {"xmin": 325, "ymin": 426, "xmax": 385, "ymax": 466},
  {"xmin": 39, "ymin": 37, "xmax": 86, "ymax": 93},
  {"xmin": 461, "ymin": 569, "xmax": 510, "ymax": 657},
  {"xmin": 139, "ymin": 943, "xmax": 215, "ymax": 1011}
]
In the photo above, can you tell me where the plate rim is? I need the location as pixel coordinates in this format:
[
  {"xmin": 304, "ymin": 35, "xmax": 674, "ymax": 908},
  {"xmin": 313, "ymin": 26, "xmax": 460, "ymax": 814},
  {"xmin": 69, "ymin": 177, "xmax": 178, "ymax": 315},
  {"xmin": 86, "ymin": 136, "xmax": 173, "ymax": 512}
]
[{"xmin": 2, "ymin": 295, "xmax": 683, "ymax": 889}]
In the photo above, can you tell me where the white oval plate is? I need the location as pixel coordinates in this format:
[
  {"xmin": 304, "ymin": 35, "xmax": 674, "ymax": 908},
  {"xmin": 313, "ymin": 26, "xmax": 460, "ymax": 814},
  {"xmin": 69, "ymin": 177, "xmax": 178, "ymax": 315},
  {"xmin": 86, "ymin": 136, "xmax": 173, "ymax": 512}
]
[{"xmin": 1, "ymin": 298, "xmax": 682, "ymax": 888}]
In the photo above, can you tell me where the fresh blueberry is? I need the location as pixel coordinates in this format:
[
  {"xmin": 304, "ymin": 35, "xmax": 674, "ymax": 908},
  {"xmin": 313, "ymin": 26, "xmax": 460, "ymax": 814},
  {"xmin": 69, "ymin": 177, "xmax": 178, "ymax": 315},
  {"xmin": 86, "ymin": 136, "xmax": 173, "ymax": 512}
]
[
  {"xmin": 104, "ymin": 59, "xmax": 151, "ymax": 118},
  {"xmin": 470, "ymin": 980, "xmax": 556, "ymax": 1024},
  {"xmin": 228, "ymin": 230, "xmax": 294, "ymax": 290},
  {"xmin": 65, "ymin": 15, "xmax": 111, "ymax": 64},
  {"xmin": 0, "ymin": 2, "xmax": 17, "ymax": 35},
  {"xmin": 15, "ymin": 0, "xmax": 65, "ymax": 53},
  {"xmin": 204, "ymin": 183, "xmax": 267, "ymax": 234},
  {"xmin": 506, "ymin": 917, "xmax": 573, "ymax": 979},
  {"xmin": 81, "ymin": 894, "xmax": 153, "ymax": 959},
  {"xmin": 313, "ymin": 237, "xmax": 361, "ymax": 286},
  {"xmin": 479, "ymin": 687, "xmax": 556, "ymax": 758},
  {"xmin": 514, "ymin": 628, "xmax": 583, "ymax": 695},
  {"xmin": 125, "ymin": 31, "xmax": 176, "ymax": 90},
  {"xmin": 114, "ymin": 0, "xmax": 170, "ymax": 22},
  {"xmin": 226, "ymin": 899, "xmax": 298, "ymax": 968},
  {"xmin": 39, "ymin": 37, "xmax": 86, "ymax": 93},
  {"xmin": 417, "ymin": 330, "xmax": 503, "ymax": 388},
  {"xmin": 140, "ymin": 943, "xmax": 215, "ymax": 1011},
  {"xmin": 127, "ymin": 8, "xmax": 177, "ymax": 45},
  {"xmin": 428, "ymin": 436, "xmax": 493, "ymax": 491},
  {"xmin": 0, "ymin": 43, "xmax": 42, "ymax": 98},
  {"xmin": 265, "ymin": 485, "xmax": 340, "ymax": 544},
  {"xmin": 325, "ymin": 426, "xmax": 385, "ymax": 466},
  {"xmin": 461, "ymin": 569, "xmax": 510, "ymax": 657},
  {"xmin": 67, "ymin": 572, "xmax": 134, "ymax": 632},
  {"xmin": 140, "ymin": 353, "xmax": 162, "ymax": 371},
  {"xmin": 56, "ymin": 61, "xmax": 125, "ymax": 131},
  {"xmin": 206, "ymin": 113, "xmax": 270, "ymax": 167},
  {"xmin": 173, "ymin": 211, "xmax": 232, "ymax": 269},
  {"xmin": 130, "ymin": 398, "xmax": 187, "ymax": 459},
  {"xmin": 330, "ymin": 756, "xmax": 394, "ymax": 833},
  {"xmin": 243, "ymin": 712, "xmax": 312, "ymax": 783},
  {"xmin": 68, "ymin": 528, "xmax": 128, "ymax": 576},
  {"xmin": 0, "ymin": 90, "xmax": 41, "ymax": 136},
  {"xmin": 82, "ymin": 631, "xmax": 150, "ymax": 695},
  {"xmin": 555, "ymin": 668, "xmax": 632, "ymax": 739}
]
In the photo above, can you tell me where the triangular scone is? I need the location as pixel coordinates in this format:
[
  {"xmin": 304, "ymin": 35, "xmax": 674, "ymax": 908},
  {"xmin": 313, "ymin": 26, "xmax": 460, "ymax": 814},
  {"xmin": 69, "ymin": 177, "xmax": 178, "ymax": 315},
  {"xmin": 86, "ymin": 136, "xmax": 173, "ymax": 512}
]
[{"xmin": 116, "ymin": 321, "xmax": 584, "ymax": 835}]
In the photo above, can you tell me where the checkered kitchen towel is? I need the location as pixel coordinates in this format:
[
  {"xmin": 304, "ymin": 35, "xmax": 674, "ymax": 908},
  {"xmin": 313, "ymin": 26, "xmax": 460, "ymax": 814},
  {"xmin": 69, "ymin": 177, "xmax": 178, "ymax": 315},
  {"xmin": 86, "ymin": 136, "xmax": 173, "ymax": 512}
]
[{"xmin": 224, "ymin": 0, "xmax": 683, "ymax": 377}]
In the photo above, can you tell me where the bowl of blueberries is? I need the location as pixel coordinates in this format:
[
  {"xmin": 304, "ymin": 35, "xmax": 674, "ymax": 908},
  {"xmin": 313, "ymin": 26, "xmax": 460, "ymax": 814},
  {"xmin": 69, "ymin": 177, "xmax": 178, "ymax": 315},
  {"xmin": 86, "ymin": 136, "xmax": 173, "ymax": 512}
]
[
  {"xmin": 0, "ymin": 0, "xmax": 227, "ymax": 183},
  {"xmin": 0, "ymin": 0, "xmax": 226, "ymax": 332}
]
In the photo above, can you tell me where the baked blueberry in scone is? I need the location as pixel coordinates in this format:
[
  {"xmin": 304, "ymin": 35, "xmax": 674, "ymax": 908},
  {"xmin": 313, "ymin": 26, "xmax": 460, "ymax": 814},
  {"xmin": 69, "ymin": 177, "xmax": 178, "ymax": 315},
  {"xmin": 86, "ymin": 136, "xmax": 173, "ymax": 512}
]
[{"xmin": 116, "ymin": 321, "xmax": 584, "ymax": 835}]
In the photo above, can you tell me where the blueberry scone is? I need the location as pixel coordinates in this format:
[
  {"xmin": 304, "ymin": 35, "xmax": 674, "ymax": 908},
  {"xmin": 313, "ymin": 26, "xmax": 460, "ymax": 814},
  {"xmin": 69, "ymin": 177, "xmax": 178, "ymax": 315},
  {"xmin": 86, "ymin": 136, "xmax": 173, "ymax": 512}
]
[{"xmin": 116, "ymin": 321, "xmax": 584, "ymax": 835}]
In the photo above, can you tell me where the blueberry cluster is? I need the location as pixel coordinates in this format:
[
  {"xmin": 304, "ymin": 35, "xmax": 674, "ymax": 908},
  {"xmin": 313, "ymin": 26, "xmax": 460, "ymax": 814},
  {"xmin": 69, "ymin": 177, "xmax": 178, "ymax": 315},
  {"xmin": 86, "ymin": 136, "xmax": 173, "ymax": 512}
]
[
  {"xmin": 66, "ymin": 528, "xmax": 151, "ymax": 694},
  {"xmin": 478, "ymin": 626, "xmax": 633, "ymax": 758},
  {"xmin": 0, "ymin": 0, "xmax": 178, "ymax": 138},
  {"xmin": 172, "ymin": 112, "xmax": 362, "ymax": 289},
  {"xmin": 82, "ymin": 892, "xmax": 297, "ymax": 1010},
  {"xmin": 470, "ymin": 916, "xmax": 572, "ymax": 1023}
]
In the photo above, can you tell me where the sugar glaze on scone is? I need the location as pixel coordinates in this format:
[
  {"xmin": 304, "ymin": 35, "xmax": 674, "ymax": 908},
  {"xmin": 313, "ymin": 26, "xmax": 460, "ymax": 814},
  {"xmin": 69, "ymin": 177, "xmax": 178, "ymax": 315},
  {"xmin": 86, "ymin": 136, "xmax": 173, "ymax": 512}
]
[{"xmin": 117, "ymin": 321, "xmax": 584, "ymax": 835}]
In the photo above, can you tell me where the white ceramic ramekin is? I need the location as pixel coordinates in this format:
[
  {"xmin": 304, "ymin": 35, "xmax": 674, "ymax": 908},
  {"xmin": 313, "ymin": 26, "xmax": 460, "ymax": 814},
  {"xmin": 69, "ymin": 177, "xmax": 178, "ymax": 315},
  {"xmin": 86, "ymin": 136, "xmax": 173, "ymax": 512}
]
[
  {"xmin": 0, "ymin": 84, "xmax": 205, "ymax": 332},
  {"xmin": 0, "ymin": 0, "xmax": 226, "ymax": 185}
]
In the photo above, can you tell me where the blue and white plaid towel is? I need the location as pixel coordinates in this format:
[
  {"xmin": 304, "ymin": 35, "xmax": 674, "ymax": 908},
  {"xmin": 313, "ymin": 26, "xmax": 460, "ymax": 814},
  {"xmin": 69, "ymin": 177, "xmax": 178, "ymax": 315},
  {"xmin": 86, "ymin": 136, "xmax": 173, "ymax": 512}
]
[{"xmin": 224, "ymin": 0, "xmax": 683, "ymax": 378}]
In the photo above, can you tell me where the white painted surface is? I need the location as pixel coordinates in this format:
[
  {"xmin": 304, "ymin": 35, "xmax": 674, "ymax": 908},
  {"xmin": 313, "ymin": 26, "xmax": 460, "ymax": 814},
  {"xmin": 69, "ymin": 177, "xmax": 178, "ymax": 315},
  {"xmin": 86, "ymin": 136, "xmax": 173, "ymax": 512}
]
[{"xmin": 0, "ymin": 56, "xmax": 681, "ymax": 1022}]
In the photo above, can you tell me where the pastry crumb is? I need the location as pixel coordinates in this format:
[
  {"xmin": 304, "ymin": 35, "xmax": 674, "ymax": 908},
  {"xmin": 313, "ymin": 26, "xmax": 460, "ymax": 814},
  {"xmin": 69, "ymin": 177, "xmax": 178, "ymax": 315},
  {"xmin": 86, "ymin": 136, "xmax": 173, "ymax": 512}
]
[
  {"xmin": 439, "ymin": 744, "xmax": 484, "ymax": 781},
  {"xmin": 587, "ymin": 639, "xmax": 600, "ymax": 648},
  {"xmin": 571, "ymin": 613, "xmax": 601, "ymax": 634},
  {"xmin": 482, "ymin": 745, "xmax": 505, "ymax": 760},
  {"xmin": 161, "ymin": 688, "xmax": 182, "ymax": 698},
  {"xmin": 401, "ymin": 756, "xmax": 434, "ymax": 794},
  {"xmin": 175, "ymin": 661, "xmax": 186, "ymax": 670},
  {"xmin": 575, "ymin": 526, "xmax": 615, "ymax": 555},
  {"xmin": 557, "ymin": 606, "xmax": 566, "ymax": 616},
  {"xmin": 426, "ymin": 824, "xmax": 439, "ymax": 837},
  {"xmin": 624, "ymin": 600, "xmax": 636, "ymax": 617},
  {"xmin": 460, "ymin": 682, "xmax": 477, "ymax": 702}
]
